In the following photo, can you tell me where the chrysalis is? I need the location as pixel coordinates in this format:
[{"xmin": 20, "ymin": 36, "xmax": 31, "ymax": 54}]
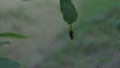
[{"xmin": 69, "ymin": 24, "xmax": 74, "ymax": 40}]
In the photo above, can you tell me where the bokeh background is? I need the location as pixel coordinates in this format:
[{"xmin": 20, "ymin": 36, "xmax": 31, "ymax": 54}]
[{"xmin": 0, "ymin": 0, "xmax": 120, "ymax": 68}]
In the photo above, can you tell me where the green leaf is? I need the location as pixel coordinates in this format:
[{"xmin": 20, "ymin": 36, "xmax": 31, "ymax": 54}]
[
  {"xmin": 0, "ymin": 33, "xmax": 29, "ymax": 39},
  {"xmin": 60, "ymin": 0, "xmax": 78, "ymax": 24},
  {"xmin": 0, "ymin": 57, "xmax": 20, "ymax": 68},
  {"xmin": 0, "ymin": 41, "xmax": 11, "ymax": 46}
]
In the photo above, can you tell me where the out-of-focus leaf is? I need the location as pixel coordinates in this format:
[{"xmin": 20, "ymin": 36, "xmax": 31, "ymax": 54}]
[
  {"xmin": 0, "ymin": 33, "xmax": 29, "ymax": 39},
  {"xmin": 60, "ymin": 0, "xmax": 78, "ymax": 24},
  {"xmin": 21, "ymin": 62, "xmax": 27, "ymax": 68},
  {"xmin": 0, "ymin": 57, "xmax": 20, "ymax": 68},
  {"xmin": 0, "ymin": 41, "xmax": 11, "ymax": 46}
]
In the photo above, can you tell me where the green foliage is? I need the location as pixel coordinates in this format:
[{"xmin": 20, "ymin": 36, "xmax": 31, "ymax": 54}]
[
  {"xmin": 0, "ymin": 57, "xmax": 20, "ymax": 68},
  {"xmin": 0, "ymin": 41, "xmax": 11, "ymax": 46},
  {"xmin": 0, "ymin": 33, "xmax": 29, "ymax": 39},
  {"xmin": 60, "ymin": 0, "xmax": 78, "ymax": 24},
  {"xmin": 0, "ymin": 0, "xmax": 30, "ymax": 68},
  {"xmin": 0, "ymin": 32, "xmax": 28, "ymax": 68}
]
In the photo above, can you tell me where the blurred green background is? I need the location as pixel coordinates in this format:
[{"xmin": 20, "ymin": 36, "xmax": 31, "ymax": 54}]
[{"xmin": 0, "ymin": 0, "xmax": 120, "ymax": 68}]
